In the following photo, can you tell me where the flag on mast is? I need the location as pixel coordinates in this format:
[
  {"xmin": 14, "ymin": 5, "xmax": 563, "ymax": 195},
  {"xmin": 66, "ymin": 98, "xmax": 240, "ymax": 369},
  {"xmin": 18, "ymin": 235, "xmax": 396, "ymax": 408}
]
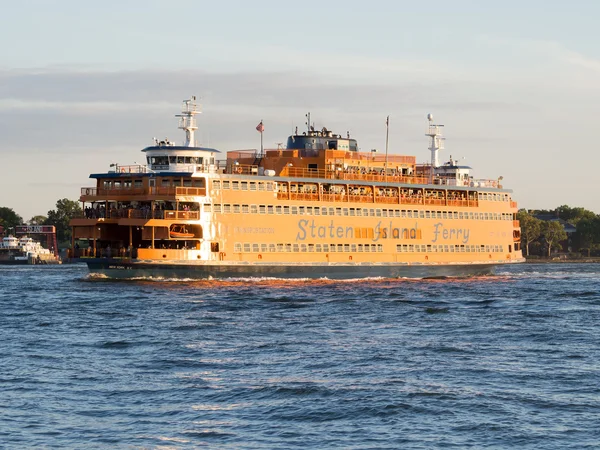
[{"xmin": 256, "ymin": 120, "xmax": 264, "ymax": 155}]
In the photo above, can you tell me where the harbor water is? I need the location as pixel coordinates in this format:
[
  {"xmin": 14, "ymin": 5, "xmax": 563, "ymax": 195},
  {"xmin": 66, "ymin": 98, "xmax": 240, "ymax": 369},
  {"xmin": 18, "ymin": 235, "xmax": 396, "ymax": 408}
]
[{"xmin": 1, "ymin": 263, "xmax": 599, "ymax": 449}]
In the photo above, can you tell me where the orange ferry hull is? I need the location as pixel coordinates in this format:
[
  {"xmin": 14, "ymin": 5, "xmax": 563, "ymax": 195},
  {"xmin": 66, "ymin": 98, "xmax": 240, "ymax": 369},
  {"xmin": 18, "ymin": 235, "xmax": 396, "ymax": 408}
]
[{"xmin": 86, "ymin": 259, "xmax": 502, "ymax": 280}]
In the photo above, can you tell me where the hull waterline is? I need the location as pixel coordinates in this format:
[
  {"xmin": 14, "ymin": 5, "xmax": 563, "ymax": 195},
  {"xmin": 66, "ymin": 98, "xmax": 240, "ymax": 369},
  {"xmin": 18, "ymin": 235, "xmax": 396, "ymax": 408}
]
[{"xmin": 84, "ymin": 258, "xmax": 507, "ymax": 279}]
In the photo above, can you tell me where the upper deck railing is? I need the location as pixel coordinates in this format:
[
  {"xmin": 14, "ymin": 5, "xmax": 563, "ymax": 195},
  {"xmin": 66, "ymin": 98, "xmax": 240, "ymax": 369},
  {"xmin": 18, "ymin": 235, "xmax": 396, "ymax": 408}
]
[
  {"xmin": 229, "ymin": 164, "xmax": 260, "ymax": 175},
  {"xmin": 276, "ymin": 189, "xmax": 478, "ymax": 207},
  {"xmin": 257, "ymin": 149, "xmax": 416, "ymax": 164},
  {"xmin": 112, "ymin": 164, "xmax": 151, "ymax": 174},
  {"xmin": 81, "ymin": 208, "xmax": 199, "ymax": 220},
  {"xmin": 278, "ymin": 166, "xmax": 431, "ymax": 184},
  {"xmin": 115, "ymin": 162, "xmax": 231, "ymax": 174},
  {"xmin": 81, "ymin": 186, "xmax": 207, "ymax": 198},
  {"xmin": 108, "ymin": 159, "xmax": 503, "ymax": 190}
]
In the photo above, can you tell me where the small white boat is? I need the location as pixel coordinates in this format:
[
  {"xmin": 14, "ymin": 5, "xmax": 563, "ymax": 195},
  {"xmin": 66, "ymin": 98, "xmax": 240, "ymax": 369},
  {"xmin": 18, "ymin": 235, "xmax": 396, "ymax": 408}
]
[{"xmin": 0, "ymin": 235, "xmax": 59, "ymax": 265}]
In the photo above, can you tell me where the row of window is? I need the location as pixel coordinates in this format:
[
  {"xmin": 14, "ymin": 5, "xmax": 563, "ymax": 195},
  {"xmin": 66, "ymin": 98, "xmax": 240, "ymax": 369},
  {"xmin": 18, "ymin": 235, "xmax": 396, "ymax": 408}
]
[
  {"xmin": 233, "ymin": 242, "xmax": 505, "ymax": 253},
  {"xmin": 212, "ymin": 180, "xmax": 275, "ymax": 191},
  {"xmin": 102, "ymin": 179, "xmax": 206, "ymax": 189},
  {"xmin": 159, "ymin": 179, "xmax": 206, "ymax": 188},
  {"xmin": 147, "ymin": 156, "xmax": 211, "ymax": 165},
  {"xmin": 397, "ymin": 244, "xmax": 504, "ymax": 253},
  {"xmin": 204, "ymin": 203, "xmax": 514, "ymax": 221},
  {"xmin": 234, "ymin": 242, "xmax": 384, "ymax": 253},
  {"xmin": 212, "ymin": 179, "xmax": 509, "ymax": 202},
  {"xmin": 103, "ymin": 180, "xmax": 143, "ymax": 189}
]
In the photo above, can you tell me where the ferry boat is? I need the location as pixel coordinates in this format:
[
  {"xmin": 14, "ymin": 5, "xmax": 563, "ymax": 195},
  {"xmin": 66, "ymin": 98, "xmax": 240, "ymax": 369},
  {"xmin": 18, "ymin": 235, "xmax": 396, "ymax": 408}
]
[{"xmin": 70, "ymin": 97, "xmax": 524, "ymax": 279}]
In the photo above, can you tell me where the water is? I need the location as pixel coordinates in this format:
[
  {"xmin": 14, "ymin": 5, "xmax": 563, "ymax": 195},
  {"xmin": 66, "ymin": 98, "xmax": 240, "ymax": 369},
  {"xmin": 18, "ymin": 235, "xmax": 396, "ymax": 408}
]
[{"xmin": 1, "ymin": 264, "xmax": 599, "ymax": 449}]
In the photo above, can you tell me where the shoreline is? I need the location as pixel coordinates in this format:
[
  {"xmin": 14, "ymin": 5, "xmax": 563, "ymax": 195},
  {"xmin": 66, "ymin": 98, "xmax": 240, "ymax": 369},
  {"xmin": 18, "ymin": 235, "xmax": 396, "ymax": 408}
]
[{"xmin": 525, "ymin": 257, "xmax": 600, "ymax": 264}]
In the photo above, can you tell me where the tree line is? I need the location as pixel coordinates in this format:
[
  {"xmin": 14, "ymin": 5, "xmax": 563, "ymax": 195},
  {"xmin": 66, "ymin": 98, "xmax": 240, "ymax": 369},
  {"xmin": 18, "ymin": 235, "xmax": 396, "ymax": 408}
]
[
  {"xmin": 0, "ymin": 199, "xmax": 82, "ymax": 247},
  {"xmin": 518, "ymin": 205, "xmax": 600, "ymax": 257}
]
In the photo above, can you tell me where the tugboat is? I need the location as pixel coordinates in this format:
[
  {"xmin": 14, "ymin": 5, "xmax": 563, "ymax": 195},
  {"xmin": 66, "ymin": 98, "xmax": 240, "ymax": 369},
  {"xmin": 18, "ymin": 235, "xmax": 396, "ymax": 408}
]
[
  {"xmin": 70, "ymin": 97, "xmax": 524, "ymax": 279},
  {"xmin": 0, "ymin": 235, "xmax": 57, "ymax": 265}
]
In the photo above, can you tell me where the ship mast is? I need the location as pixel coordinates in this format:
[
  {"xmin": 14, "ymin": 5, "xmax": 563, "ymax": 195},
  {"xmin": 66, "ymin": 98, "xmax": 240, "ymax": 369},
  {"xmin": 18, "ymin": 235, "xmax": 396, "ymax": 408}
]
[
  {"xmin": 176, "ymin": 96, "xmax": 200, "ymax": 147},
  {"xmin": 425, "ymin": 113, "xmax": 445, "ymax": 168},
  {"xmin": 384, "ymin": 115, "xmax": 389, "ymax": 183}
]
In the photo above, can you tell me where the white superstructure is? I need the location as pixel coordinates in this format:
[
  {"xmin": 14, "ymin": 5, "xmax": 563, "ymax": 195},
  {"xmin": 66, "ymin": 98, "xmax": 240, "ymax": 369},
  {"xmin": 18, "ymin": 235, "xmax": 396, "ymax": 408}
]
[
  {"xmin": 426, "ymin": 113, "xmax": 445, "ymax": 168},
  {"xmin": 142, "ymin": 96, "xmax": 219, "ymax": 174},
  {"xmin": 0, "ymin": 235, "xmax": 52, "ymax": 261}
]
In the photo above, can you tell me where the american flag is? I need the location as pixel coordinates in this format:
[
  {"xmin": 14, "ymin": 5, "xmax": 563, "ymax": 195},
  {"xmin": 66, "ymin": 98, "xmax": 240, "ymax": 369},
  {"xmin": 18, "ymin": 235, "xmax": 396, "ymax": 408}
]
[{"xmin": 256, "ymin": 121, "xmax": 264, "ymax": 133}]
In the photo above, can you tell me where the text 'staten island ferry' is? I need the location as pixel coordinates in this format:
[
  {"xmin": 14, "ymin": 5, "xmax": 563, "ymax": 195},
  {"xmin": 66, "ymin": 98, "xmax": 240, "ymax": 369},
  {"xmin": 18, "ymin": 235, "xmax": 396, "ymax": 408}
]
[{"xmin": 70, "ymin": 97, "xmax": 524, "ymax": 279}]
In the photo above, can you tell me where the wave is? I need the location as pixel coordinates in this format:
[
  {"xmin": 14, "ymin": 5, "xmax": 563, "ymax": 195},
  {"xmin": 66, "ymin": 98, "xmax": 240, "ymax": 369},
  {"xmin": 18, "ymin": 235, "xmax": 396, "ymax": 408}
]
[{"xmin": 81, "ymin": 273, "xmax": 509, "ymax": 286}]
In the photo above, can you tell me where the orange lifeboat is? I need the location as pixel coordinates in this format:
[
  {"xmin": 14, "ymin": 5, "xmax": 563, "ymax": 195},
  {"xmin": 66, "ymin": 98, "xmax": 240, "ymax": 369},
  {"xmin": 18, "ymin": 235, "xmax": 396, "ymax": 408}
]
[{"xmin": 170, "ymin": 225, "xmax": 194, "ymax": 239}]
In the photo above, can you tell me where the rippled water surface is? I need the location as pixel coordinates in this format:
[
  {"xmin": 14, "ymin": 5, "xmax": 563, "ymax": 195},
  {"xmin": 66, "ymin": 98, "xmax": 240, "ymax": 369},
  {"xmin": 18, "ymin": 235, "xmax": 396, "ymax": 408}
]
[{"xmin": 1, "ymin": 263, "xmax": 599, "ymax": 449}]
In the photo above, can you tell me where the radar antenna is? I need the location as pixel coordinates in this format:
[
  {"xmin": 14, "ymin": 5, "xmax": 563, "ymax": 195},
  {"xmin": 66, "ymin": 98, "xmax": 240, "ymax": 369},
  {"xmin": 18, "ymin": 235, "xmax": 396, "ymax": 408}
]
[
  {"xmin": 425, "ymin": 113, "xmax": 445, "ymax": 169},
  {"xmin": 175, "ymin": 96, "xmax": 201, "ymax": 147},
  {"xmin": 305, "ymin": 112, "xmax": 311, "ymax": 134}
]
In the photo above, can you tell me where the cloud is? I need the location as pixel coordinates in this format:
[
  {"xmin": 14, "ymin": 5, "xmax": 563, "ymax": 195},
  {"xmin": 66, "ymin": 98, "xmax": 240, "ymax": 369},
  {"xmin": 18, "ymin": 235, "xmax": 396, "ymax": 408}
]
[
  {"xmin": 477, "ymin": 35, "xmax": 600, "ymax": 84},
  {"xmin": 561, "ymin": 50, "xmax": 600, "ymax": 73},
  {"xmin": 529, "ymin": 40, "xmax": 600, "ymax": 75},
  {"xmin": 0, "ymin": 67, "xmax": 533, "ymax": 159}
]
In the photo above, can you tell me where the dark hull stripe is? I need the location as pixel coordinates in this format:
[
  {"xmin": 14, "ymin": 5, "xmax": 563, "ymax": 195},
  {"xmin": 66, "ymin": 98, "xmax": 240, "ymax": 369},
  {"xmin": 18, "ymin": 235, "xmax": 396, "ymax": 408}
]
[{"xmin": 85, "ymin": 259, "xmax": 503, "ymax": 279}]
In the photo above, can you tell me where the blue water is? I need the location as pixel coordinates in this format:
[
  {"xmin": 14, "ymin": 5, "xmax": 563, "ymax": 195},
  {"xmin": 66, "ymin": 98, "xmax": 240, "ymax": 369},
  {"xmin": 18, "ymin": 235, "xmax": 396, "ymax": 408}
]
[{"xmin": 1, "ymin": 264, "xmax": 599, "ymax": 449}]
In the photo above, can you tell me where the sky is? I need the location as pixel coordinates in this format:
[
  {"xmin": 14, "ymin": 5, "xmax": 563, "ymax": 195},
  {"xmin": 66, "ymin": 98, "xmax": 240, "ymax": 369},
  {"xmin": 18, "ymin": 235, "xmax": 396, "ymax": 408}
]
[{"xmin": 2, "ymin": 0, "xmax": 600, "ymax": 221}]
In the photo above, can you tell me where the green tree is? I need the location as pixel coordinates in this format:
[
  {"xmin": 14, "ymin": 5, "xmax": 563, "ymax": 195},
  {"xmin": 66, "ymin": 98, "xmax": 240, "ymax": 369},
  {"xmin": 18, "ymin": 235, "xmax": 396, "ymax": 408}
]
[
  {"xmin": 517, "ymin": 210, "xmax": 542, "ymax": 256},
  {"xmin": 542, "ymin": 221, "xmax": 568, "ymax": 257},
  {"xmin": 29, "ymin": 215, "xmax": 47, "ymax": 225},
  {"xmin": 0, "ymin": 207, "xmax": 24, "ymax": 233},
  {"xmin": 45, "ymin": 199, "xmax": 82, "ymax": 244},
  {"xmin": 576, "ymin": 216, "xmax": 600, "ymax": 256},
  {"xmin": 555, "ymin": 205, "xmax": 596, "ymax": 225}
]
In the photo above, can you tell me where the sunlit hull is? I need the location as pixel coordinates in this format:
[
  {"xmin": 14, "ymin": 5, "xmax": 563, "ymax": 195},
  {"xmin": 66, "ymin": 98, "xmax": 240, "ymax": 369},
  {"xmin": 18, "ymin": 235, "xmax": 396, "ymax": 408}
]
[{"xmin": 84, "ymin": 258, "xmax": 522, "ymax": 280}]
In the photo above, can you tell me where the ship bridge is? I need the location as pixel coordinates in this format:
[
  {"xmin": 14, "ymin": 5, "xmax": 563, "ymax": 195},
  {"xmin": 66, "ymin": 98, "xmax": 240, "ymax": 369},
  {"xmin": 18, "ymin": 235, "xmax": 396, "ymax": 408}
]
[
  {"xmin": 286, "ymin": 126, "xmax": 358, "ymax": 156},
  {"xmin": 141, "ymin": 97, "xmax": 220, "ymax": 173},
  {"xmin": 433, "ymin": 156, "xmax": 472, "ymax": 186},
  {"xmin": 142, "ymin": 143, "xmax": 220, "ymax": 173}
]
